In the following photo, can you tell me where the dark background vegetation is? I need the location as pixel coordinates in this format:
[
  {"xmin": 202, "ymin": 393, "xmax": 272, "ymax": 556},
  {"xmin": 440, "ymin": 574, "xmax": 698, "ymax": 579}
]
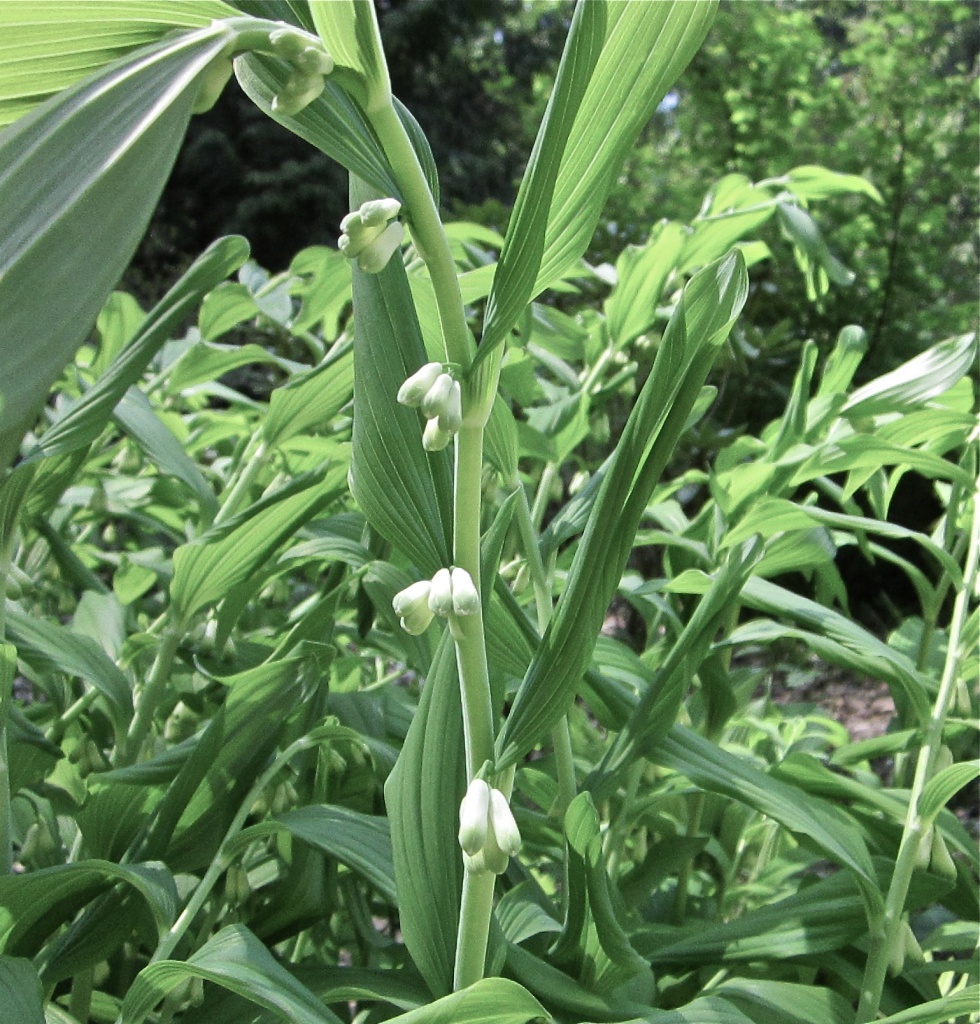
[{"xmin": 134, "ymin": 0, "xmax": 978, "ymax": 385}]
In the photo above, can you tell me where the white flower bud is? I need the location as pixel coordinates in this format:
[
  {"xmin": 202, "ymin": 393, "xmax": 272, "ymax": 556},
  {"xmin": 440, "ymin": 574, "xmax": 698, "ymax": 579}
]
[
  {"xmin": 356, "ymin": 221, "xmax": 404, "ymax": 273},
  {"xmin": 359, "ymin": 198, "xmax": 402, "ymax": 227},
  {"xmin": 450, "ymin": 567, "xmax": 480, "ymax": 616},
  {"xmin": 397, "ymin": 362, "xmax": 443, "ymax": 407},
  {"xmin": 421, "ymin": 373, "xmax": 455, "ymax": 419},
  {"xmin": 489, "ymin": 788, "xmax": 522, "ymax": 857},
  {"xmin": 458, "ymin": 779, "xmax": 491, "ymax": 855},
  {"xmin": 437, "ymin": 380, "xmax": 463, "ymax": 433},
  {"xmin": 392, "ymin": 580, "xmax": 434, "ymax": 634},
  {"xmin": 422, "ymin": 417, "xmax": 453, "ymax": 452},
  {"xmin": 428, "ymin": 568, "xmax": 454, "ymax": 617},
  {"xmin": 269, "ymin": 26, "xmax": 309, "ymax": 60}
]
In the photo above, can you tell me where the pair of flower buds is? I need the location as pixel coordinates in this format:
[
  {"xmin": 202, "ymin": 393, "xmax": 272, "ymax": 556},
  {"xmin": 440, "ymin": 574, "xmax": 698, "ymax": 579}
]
[
  {"xmin": 458, "ymin": 779, "xmax": 522, "ymax": 875},
  {"xmin": 397, "ymin": 362, "xmax": 463, "ymax": 451},
  {"xmin": 339, "ymin": 198, "xmax": 405, "ymax": 274},
  {"xmin": 268, "ymin": 28, "xmax": 335, "ymax": 116},
  {"xmin": 392, "ymin": 567, "xmax": 479, "ymax": 635}
]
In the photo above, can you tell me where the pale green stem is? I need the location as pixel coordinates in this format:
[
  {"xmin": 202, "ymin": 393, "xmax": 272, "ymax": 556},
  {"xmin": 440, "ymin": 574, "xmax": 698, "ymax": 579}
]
[
  {"xmin": 368, "ymin": 101, "xmax": 473, "ymax": 369},
  {"xmin": 118, "ymin": 625, "xmax": 182, "ymax": 767},
  {"xmin": 68, "ymin": 966, "xmax": 94, "ymax": 1024},
  {"xmin": 214, "ymin": 438, "xmax": 267, "ymax": 526},
  {"xmin": 673, "ymin": 791, "xmax": 705, "ymax": 925},
  {"xmin": 605, "ymin": 759, "xmax": 644, "ymax": 878},
  {"xmin": 530, "ymin": 463, "xmax": 559, "ymax": 531},
  {"xmin": 147, "ymin": 733, "xmax": 321, "ymax": 967},
  {"xmin": 855, "ymin": 475, "xmax": 979, "ymax": 1023},
  {"xmin": 1, "ymin": 545, "xmax": 15, "ymax": 874},
  {"xmin": 453, "ymin": 870, "xmax": 496, "ymax": 991}
]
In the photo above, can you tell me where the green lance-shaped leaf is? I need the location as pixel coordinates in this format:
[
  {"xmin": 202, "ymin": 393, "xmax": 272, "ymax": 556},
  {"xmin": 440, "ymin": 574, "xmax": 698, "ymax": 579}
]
[
  {"xmin": 307, "ymin": 0, "xmax": 390, "ymax": 113},
  {"xmin": 0, "ymin": 0, "xmax": 239, "ymax": 127},
  {"xmin": 263, "ymin": 342, "xmax": 354, "ymax": 448},
  {"xmin": 170, "ymin": 467, "xmax": 345, "ymax": 624},
  {"xmin": 477, "ymin": 0, "xmax": 717, "ymax": 366},
  {"xmin": 0, "ymin": 25, "xmax": 233, "ymax": 471},
  {"xmin": 0, "ymin": 861, "xmax": 177, "ymax": 958},
  {"xmin": 4, "ymin": 605, "xmax": 133, "ymax": 724},
  {"xmin": 21, "ymin": 236, "xmax": 249, "ymax": 465},
  {"xmin": 348, "ymin": 178, "xmax": 453, "ymax": 576},
  {"xmin": 870, "ymin": 986, "xmax": 980, "ymax": 1024},
  {"xmin": 227, "ymin": 804, "xmax": 396, "ymax": 904},
  {"xmin": 122, "ymin": 924, "xmax": 344, "ymax": 1024},
  {"xmin": 384, "ymin": 633, "xmax": 465, "ymax": 997},
  {"xmin": 0, "ymin": 956, "xmax": 44, "ymax": 1024},
  {"xmin": 379, "ymin": 978, "xmax": 550, "ymax": 1024},
  {"xmin": 655, "ymin": 724, "xmax": 878, "ymax": 891},
  {"xmin": 496, "ymin": 252, "xmax": 747, "ymax": 769}
]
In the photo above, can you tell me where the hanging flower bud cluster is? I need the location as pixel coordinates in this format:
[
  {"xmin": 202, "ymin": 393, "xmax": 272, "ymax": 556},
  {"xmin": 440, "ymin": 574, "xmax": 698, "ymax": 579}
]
[
  {"xmin": 457, "ymin": 779, "xmax": 522, "ymax": 875},
  {"xmin": 391, "ymin": 567, "xmax": 479, "ymax": 636},
  {"xmin": 268, "ymin": 27, "xmax": 335, "ymax": 116},
  {"xmin": 339, "ymin": 198, "xmax": 405, "ymax": 274},
  {"xmin": 397, "ymin": 362, "xmax": 463, "ymax": 451}
]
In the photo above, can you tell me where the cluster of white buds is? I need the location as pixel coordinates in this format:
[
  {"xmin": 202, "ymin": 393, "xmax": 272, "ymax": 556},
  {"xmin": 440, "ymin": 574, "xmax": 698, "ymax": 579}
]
[
  {"xmin": 269, "ymin": 27, "xmax": 334, "ymax": 116},
  {"xmin": 397, "ymin": 362, "xmax": 463, "ymax": 451},
  {"xmin": 339, "ymin": 198, "xmax": 405, "ymax": 273},
  {"xmin": 457, "ymin": 779, "xmax": 522, "ymax": 875},
  {"xmin": 391, "ymin": 566, "xmax": 479, "ymax": 635}
]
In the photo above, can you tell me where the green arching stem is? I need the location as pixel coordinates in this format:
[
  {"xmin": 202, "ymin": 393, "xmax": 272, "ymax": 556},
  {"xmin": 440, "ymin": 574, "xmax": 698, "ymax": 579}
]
[
  {"xmin": 117, "ymin": 625, "xmax": 182, "ymax": 767},
  {"xmin": 855, "ymin": 474, "xmax": 979, "ymax": 1024},
  {"xmin": 146, "ymin": 732, "xmax": 328, "ymax": 968},
  {"xmin": 368, "ymin": 101, "xmax": 474, "ymax": 370},
  {"xmin": 214, "ymin": 437, "xmax": 268, "ymax": 526}
]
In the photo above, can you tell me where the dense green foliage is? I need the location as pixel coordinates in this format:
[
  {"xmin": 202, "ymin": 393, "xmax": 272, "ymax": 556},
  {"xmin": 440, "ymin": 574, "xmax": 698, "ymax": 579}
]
[{"xmin": 0, "ymin": 3, "xmax": 977, "ymax": 1024}]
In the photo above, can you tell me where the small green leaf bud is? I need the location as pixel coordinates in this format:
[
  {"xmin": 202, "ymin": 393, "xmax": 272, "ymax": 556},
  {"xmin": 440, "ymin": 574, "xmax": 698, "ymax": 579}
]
[
  {"xmin": 489, "ymin": 788, "xmax": 522, "ymax": 857},
  {"xmin": 271, "ymin": 71, "xmax": 325, "ymax": 116},
  {"xmin": 458, "ymin": 778, "xmax": 491, "ymax": 855},
  {"xmin": 428, "ymin": 568, "xmax": 454, "ymax": 617},
  {"xmin": 398, "ymin": 362, "xmax": 443, "ymax": 407},
  {"xmin": 193, "ymin": 58, "xmax": 233, "ymax": 114},
  {"xmin": 296, "ymin": 45, "xmax": 334, "ymax": 77},
  {"xmin": 437, "ymin": 380, "xmax": 463, "ymax": 433},
  {"xmin": 269, "ymin": 26, "xmax": 309, "ymax": 61},
  {"xmin": 450, "ymin": 567, "xmax": 480, "ymax": 616},
  {"xmin": 421, "ymin": 373, "xmax": 455, "ymax": 419},
  {"xmin": 422, "ymin": 418, "xmax": 453, "ymax": 452}
]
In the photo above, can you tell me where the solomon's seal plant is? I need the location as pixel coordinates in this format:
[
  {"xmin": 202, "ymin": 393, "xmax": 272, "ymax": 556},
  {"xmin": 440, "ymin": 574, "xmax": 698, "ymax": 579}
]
[{"xmin": 0, "ymin": 2, "xmax": 976, "ymax": 1023}]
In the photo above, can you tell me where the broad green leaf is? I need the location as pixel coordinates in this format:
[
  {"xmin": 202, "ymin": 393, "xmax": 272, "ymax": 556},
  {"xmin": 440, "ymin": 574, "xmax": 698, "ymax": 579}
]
[
  {"xmin": 478, "ymin": 0, "xmax": 717, "ymax": 364},
  {"xmin": 0, "ymin": 463, "xmax": 35, "ymax": 554},
  {"xmin": 381, "ymin": 978, "xmax": 549, "ymax": 1024},
  {"xmin": 289, "ymin": 246, "xmax": 353, "ymax": 337},
  {"xmin": 0, "ymin": 0, "xmax": 238, "ymax": 127},
  {"xmin": 264, "ymin": 343, "xmax": 354, "ymax": 448},
  {"xmin": 95, "ymin": 291, "xmax": 146, "ymax": 374},
  {"xmin": 919, "ymin": 761, "xmax": 980, "ymax": 824},
  {"xmin": 308, "ymin": 0, "xmax": 389, "ymax": 111},
  {"xmin": 170, "ymin": 467, "xmax": 345, "ymax": 623},
  {"xmin": 0, "ymin": 861, "xmax": 176, "ymax": 957},
  {"xmin": 640, "ymin": 860, "xmax": 868, "ymax": 966},
  {"xmin": 782, "ymin": 164, "xmax": 883, "ymax": 204},
  {"xmin": 165, "ymin": 660, "xmax": 306, "ymax": 872},
  {"xmin": 776, "ymin": 201, "xmax": 854, "ymax": 301},
  {"xmin": 165, "ymin": 340, "xmax": 296, "ymax": 391},
  {"xmin": 495, "ymin": 883, "xmax": 562, "ymax": 945},
  {"xmin": 228, "ymin": 804, "xmax": 396, "ymax": 903},
  {"xmin": 714, "ymin": 979, "xmax": 853, "ymax": 1024},
  {"xmin": 586, "ymin": 996, "xmax": 756, "ymax": 1024},
  {"xmin": 496, "ymin": 252, "xmax": 747, "ymax": 768},
  {"xmin": 198, "ymin": 282, "xmax": 262, "ymax": 340},
  {"xmin": 121, "ymin": 924, "xmax": 344, "ymax": 1024},
  {"xmin": 22, "ymin": 237, "xmax": 249, "ymax": 466},
  {"xmin": 0, "ymin": 956, "xmax": 44, "ymax": 1024},
  {"xmin": 843, "ymin": 332, "xmax": 978, "ymax": 418},
  {"xmin": 655, "ymin": 724, "xmax": 878, "ymax": 890},
  {"xmin": 606, "ymin": 222, "xmax": 687, "ymax": 347},
  {"xmin": 113, "ymin": 388, "xmax": 218, "ymax": 519},
  {"xmin": 0, "ymin": 25, "xmax": 234, "ymax": 470},
  {"xmin": 234, "ymin": 55, "xmax": 399, "ymax": 197},
  {"xmin": 348, "ymin": 178, "xmax": 453, "ymax": 575},
  {"xmin": 5, "ymin": 605, "xmax": 132, "ymax": 722},
  {"xmin": 385, "ymin": 634, "xmax": 465, "ymax": 997}
]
